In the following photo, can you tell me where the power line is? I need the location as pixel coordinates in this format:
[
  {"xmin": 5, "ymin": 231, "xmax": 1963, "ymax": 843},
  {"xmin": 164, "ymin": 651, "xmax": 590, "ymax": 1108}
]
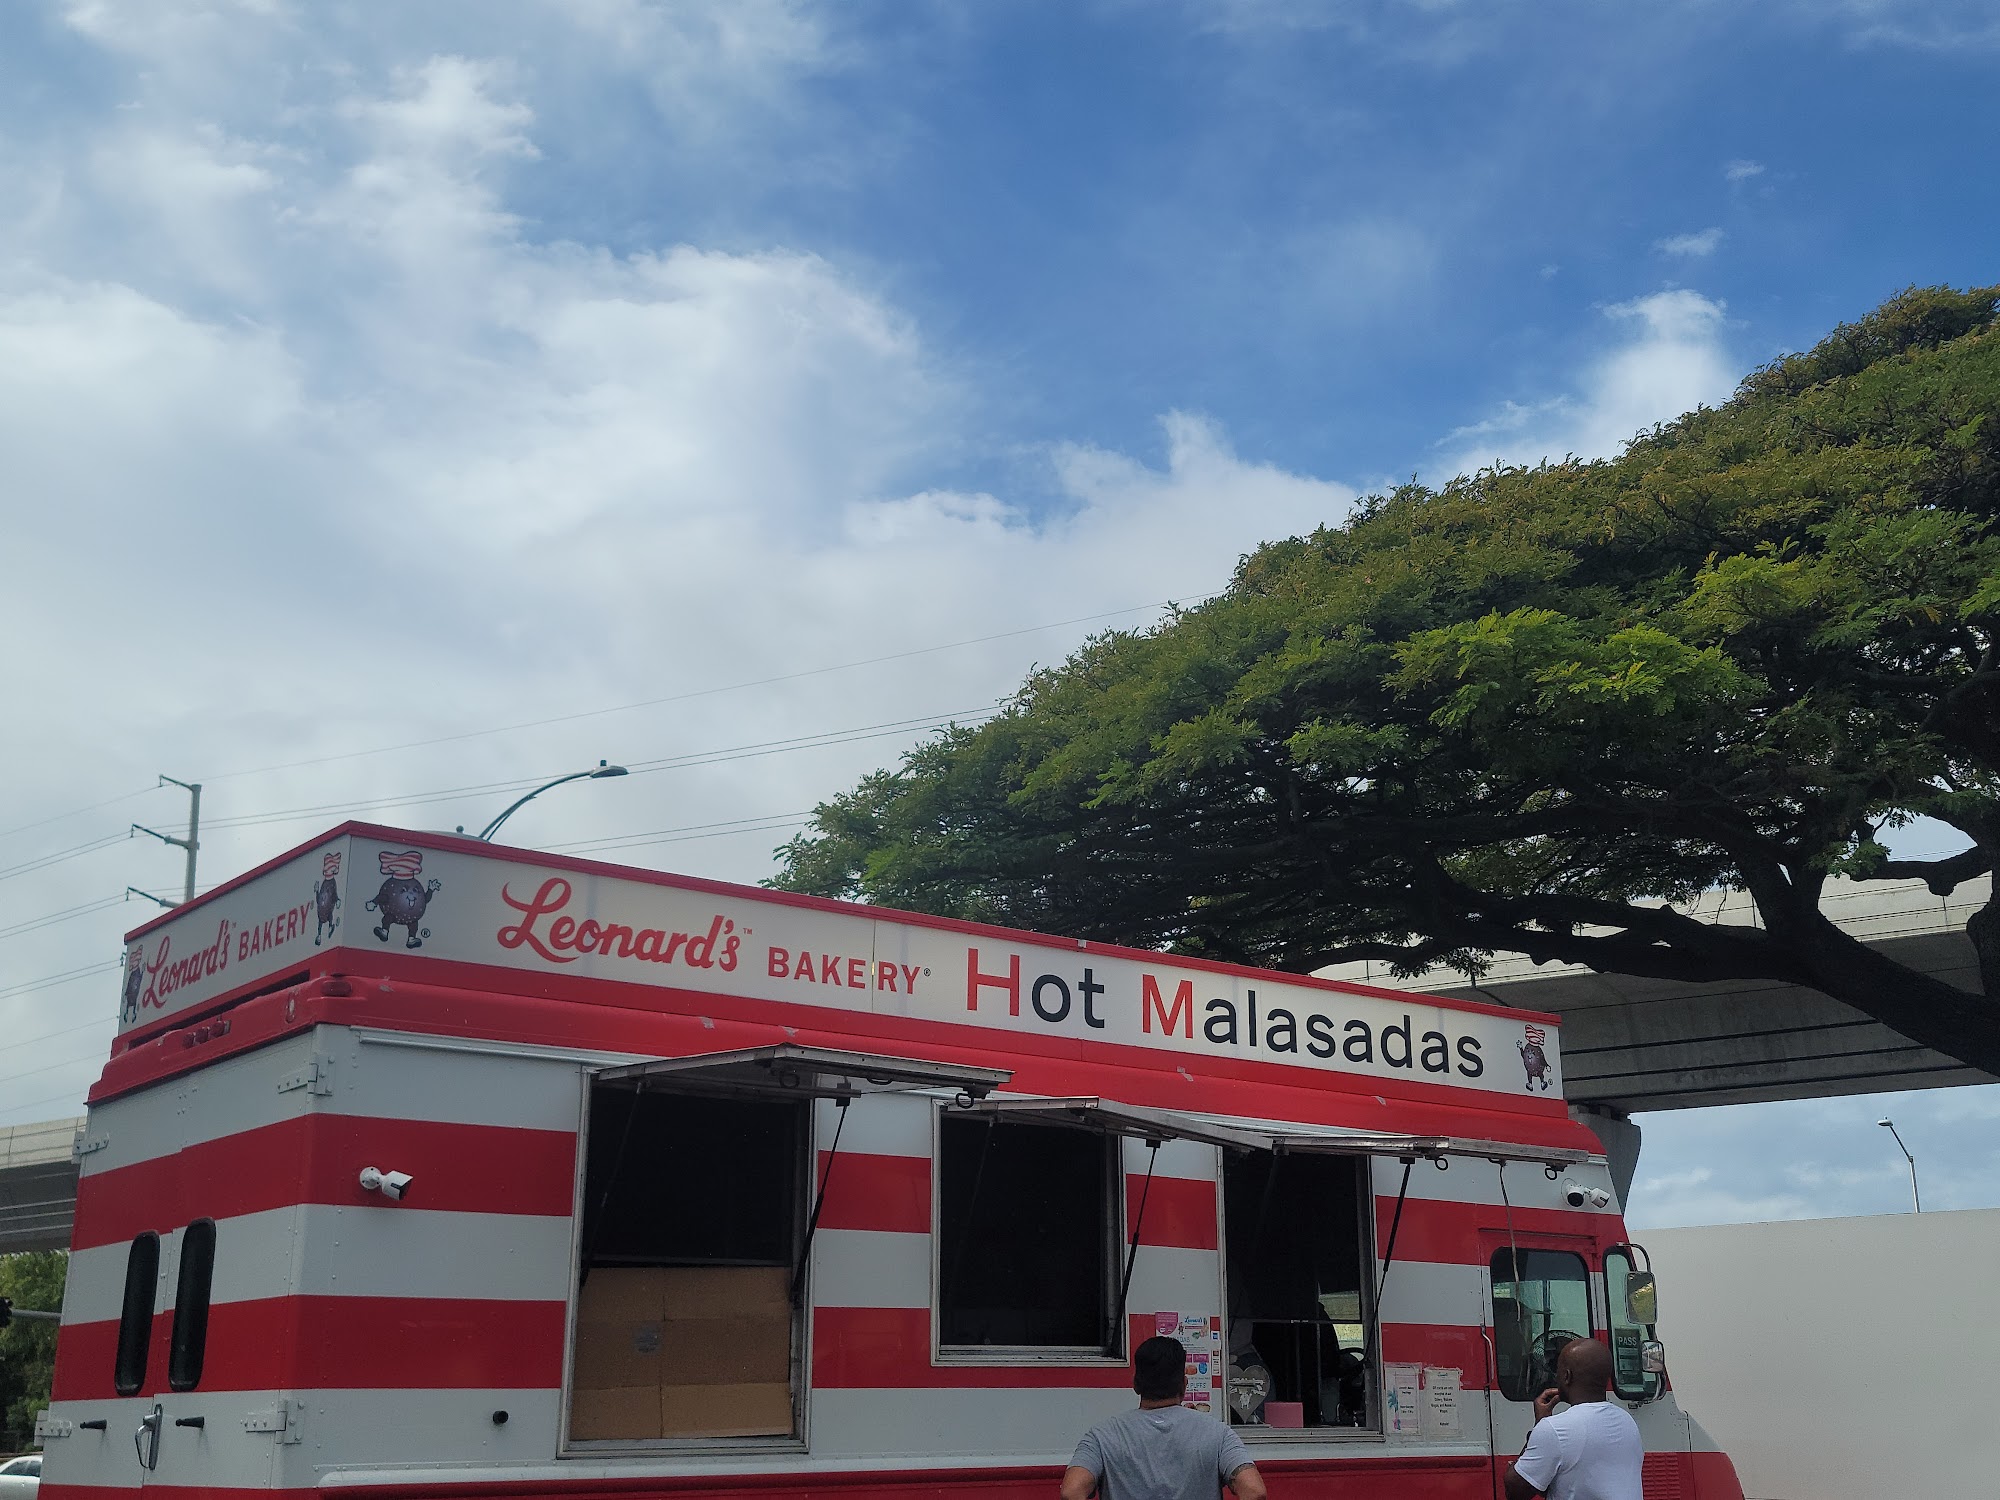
[
  {"xmin": 3, "ymin": 1013, "xmax": 118, "ymax": 1054},
  {"xmin": 0, "ymin": 785, "xmax": 162, "ymax": 846},
  {"xmin": 0, "ymin": 833, "xmax": 128, "ymax": 886},
  {"xmin": 0, "ymin": 1084, "xmax": 95, "ymax": 1121},
  {"xmin": 0, "ymin": 896, "xmax": 126, "ymax": 943},
  {"xmin": 549, "ymin": 812, "xmax": 816, "ymax": 856},
  {"xmin": 201, "ymin": 595, "xmax": 1209, "ymax": 783},
  {"xmin": 0, "ymin": 961, "xmax": 119, "ymax": 1002},
  {"xmin": 0, "ymin": 1042, "xmax": 112, "ymax": 1090},
  {"xmin": 194, "ymin": 707, "xmax": 997, "ymax": 838}
]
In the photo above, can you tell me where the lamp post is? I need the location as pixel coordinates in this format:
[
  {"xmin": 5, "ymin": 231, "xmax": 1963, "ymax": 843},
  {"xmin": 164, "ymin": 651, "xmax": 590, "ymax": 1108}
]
[
  {"xmin": 471, "ymin": 761, "xmax": 628, "ymax": 843},
  {"xmin": 1876, "ymin": 1118, "xmax": 1921, "ymax": 1213}
]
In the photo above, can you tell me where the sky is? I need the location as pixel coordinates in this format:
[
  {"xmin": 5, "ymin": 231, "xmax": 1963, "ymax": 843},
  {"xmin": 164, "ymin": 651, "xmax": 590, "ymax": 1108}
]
[{"xmin": 1, "ymin": 0, "xmax": 1996, "ymax": 1229}]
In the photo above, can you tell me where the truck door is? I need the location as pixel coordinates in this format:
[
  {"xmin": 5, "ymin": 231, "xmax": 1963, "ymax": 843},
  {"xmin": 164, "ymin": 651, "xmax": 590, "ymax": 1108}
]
[
  {"xmin": 120, "ymin": 1128, "xmax": 267, "ymax": 1493},
  {"xmin": 1479, "ymin": 1230, "xmax": 1597, "ymax": 1460}
]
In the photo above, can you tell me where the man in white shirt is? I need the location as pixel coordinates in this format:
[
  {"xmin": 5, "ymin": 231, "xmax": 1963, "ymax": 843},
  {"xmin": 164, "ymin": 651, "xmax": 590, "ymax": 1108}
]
[{"xmin": 1503, "ymin": 1337, "xmax": 1643, "ymax": 1500}]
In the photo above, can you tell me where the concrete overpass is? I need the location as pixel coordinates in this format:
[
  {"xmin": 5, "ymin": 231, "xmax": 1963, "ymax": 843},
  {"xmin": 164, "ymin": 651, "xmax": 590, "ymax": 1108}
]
[
  {"xmin": 0, "ymin": 1116, "xmax": 86, "ymax": 1254},
  {"xmin": 1318, "ymin": 874, "xmax": 1997, "ymax": 1196},
  {"xmin": 2, "ymin": 877, "xmax": 1991, "ymax": 1249}
]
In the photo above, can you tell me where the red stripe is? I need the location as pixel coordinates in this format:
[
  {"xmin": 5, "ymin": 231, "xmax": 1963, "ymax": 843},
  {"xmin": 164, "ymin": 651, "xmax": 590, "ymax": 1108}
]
[
  {"xmin": 53, "ymin": 1297, "xmax": 566, "ymax": 1399},
  {"xmin": 71, "ymin": 1116, "xmax": 576, "ymax": 1250},
  {"xmin": 96, "ymin": 974, "xmax": 1586, "ymax": 1156},
  {"xmin": 1126, "ymin": 1174, "xmax": 1216, "ymax": 1251},
  {"xmin": 815, "ymin": 1151, "xmax": 929, "ymax": 1234},
  {"xmin": 97, "ymin": 968, "xmax": 1576, "ymax": 1144},
  {"xmin": 812, "ymin": 1307, "xmax": 1151, "ymax": 1389},
  {"xmin": 40, "ymin": 1453, "xmax": 1507, "ymax": 1500},
  {"xmin": 1375, "ymin": 1196, "xmax": 1612, "ymax": 1263}
]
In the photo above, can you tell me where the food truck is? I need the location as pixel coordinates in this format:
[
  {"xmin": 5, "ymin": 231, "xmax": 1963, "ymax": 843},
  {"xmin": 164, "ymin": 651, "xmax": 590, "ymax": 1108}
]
[{"xmin": 36, "ymin": 823, "xmax": 1743, "ymax": 1499}]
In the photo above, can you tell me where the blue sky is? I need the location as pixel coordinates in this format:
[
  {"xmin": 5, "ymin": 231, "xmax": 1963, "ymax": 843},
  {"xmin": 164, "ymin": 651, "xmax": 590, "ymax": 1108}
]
[{"xmin": 0, "ymin": 0, "xmax": 1995, "ymax": 1226}]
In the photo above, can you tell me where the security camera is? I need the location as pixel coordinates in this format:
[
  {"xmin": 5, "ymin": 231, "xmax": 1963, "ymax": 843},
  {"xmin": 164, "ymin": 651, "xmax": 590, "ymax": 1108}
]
[
  {"xmin": 1561, "ymin": 1180, "xmax": 1608, "ymax": 1209},
  {"xmin": 358, "ymin": 1167, "xmax": 414, "ymax": 1201}
]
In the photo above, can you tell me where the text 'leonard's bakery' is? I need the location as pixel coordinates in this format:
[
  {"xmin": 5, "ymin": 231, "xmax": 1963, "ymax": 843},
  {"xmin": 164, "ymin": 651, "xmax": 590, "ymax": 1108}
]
[{"xmin": 45, "ymin": 822, "xmax": 1743, "ymax": 1500}]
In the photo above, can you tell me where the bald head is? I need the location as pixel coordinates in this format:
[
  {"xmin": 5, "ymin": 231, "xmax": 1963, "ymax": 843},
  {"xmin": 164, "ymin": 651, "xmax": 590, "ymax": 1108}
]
[{"xmin": 1555, "ymin": 1338, "xmax": 1613, "ymax": 1402}]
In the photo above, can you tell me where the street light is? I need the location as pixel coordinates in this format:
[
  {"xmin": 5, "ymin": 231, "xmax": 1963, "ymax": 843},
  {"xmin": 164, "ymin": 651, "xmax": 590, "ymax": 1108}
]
[
  {"xmin": 1876, "ymin": 1118, "xmax": 1921, "ymax": 1213},
  {"xmin": 471, "ymin": 761, "xmax": 628, "ymax": 843}
]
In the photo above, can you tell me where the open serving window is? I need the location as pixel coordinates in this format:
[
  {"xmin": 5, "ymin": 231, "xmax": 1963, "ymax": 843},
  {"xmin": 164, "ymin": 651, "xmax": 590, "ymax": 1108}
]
[
  {"xmin": 567, "ymin": 1045, "xmax": 1010, "ymax": 1447},
  {"xmin": 939, "ymin": 1098, "xmax": 1268, "ymax": 1363}
]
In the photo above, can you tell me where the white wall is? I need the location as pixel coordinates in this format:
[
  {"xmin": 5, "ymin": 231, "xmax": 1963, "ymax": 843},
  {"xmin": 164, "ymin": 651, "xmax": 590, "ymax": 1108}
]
[{"xmin": 1647, "ymin": 1208, "xmax": 1998, "ymax": 1500}]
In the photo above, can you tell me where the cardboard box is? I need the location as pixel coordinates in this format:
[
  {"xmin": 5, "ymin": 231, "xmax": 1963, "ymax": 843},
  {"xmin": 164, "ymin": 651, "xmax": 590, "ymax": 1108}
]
[
  {"xmin": 660, "ymin": 1381, "xmax": 793, "ymax": 1439},
  {"xmin": 570, "ymin": 1266, "xmax": 796, "ymax": 1441},
  {"xmin": 658, "ymin": 1315, "xmax": 793, "ymax": 1386},
  {"xmin": 573, "ymin": 1269, "xmax": 673, "ymax": 1392},
  {"xmin": 661, "ymin": 1265, "xmax": 791, "ymax": 1318},
  {"xmin": 569, "ymin": 1386, "xmax": 663, "ymax": 1441}
]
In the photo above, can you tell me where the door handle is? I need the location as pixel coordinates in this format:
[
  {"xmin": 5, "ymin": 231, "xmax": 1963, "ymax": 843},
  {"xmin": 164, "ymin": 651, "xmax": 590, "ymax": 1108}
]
[{"xmin": 134, "ymin": 1403, "xmax": 163, "ymax": 1471}]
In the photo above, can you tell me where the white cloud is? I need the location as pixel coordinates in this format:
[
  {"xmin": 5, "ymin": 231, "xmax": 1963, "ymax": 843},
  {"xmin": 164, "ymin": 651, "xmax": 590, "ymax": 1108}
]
[
  {"xmin": 0, "ymin": 16, "xmax": 1359, "ymax": 1126},
  {"xmin": 1431, "ymin": 288, "xmax": 1736, "ymax": 478},
  {"xmin": 1723, "ymin": 158, "xmax": 1765, "ymax": 182},
  {"xmin": 1656, "ymin": 226, "xmax": 1724, "ymax": 257}
]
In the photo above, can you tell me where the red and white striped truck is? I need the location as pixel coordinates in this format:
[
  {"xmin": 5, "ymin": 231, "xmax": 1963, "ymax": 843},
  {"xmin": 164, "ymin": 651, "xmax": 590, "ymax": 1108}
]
[{"xmin": 37, "ymin": 823, "xmax": 1743, "ymax": 1500}]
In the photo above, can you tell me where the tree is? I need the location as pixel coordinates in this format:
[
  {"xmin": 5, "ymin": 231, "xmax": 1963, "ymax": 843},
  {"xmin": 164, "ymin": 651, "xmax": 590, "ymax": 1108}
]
[
  {"xmin": 772, "ymin": 285, "xmax": 2000, "ymax": 1072},
  {"xmin": 0, "ymin": 1251, "xmax": 65, "ymax": 1451}
]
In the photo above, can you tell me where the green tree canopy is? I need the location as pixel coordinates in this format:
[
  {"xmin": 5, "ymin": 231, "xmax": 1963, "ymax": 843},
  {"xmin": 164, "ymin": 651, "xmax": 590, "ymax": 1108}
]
[
  {"xmin": 0, "ymin": 1251, "xmax": 64, "ymax": 1450},
  {"xmin": 773, "ymin": 285, "xmax": 2000, "ymax": 1072}
]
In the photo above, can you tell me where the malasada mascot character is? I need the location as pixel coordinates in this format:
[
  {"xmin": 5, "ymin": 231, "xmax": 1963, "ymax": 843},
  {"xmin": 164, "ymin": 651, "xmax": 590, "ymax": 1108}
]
[
  {"xmin": 313, "ymin": 850, "xmax": 342, "ymax": 945},
  {"xmin": 366, "ymin": 848, "xmax": 441, "ymax": 949},
  {"xmin": 1518, "ymin": 1024, "xmax": 1553, "ymax": 1092}
]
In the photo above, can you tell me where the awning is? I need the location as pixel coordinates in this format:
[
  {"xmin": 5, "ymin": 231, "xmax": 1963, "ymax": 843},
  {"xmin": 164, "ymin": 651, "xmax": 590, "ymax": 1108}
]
[
  {"xmin": 961, "ymin": 1097, "xmax": 1274, "ymax": 1151},
  {"xmin": 1247, "ymin": 1124, "xmax": 1599, "ymax": 1169},
  {"xmin": 592, "ymin": 1043, "xmax": 1012, "ymax": 1102},
  {"xmin": 962, "ymin": 1096, "xmax": 1599, "ymax": 1168}
]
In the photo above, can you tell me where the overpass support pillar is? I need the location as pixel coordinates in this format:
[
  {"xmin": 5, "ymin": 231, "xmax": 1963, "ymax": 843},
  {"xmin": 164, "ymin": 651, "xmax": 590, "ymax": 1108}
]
[{"xmin": 1570, "ymin": 1103, "xmax": 1641, "ymax": 1207}]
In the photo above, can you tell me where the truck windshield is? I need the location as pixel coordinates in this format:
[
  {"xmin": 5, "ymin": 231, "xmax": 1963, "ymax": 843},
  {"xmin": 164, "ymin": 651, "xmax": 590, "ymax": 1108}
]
[{"xmin": 1489, "ymin": 1247, "xmax": 1591, "ymax": 1402}]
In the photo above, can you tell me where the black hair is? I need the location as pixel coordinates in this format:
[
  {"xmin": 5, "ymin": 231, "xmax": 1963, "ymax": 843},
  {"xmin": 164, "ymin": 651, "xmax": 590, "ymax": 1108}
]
[{"xmin": 1134, "ymin": 1336, "xmax": 1187, "ymax": 1401}]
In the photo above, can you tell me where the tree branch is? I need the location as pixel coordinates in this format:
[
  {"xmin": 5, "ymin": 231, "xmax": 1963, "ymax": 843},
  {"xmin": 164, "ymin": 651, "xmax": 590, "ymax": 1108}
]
[{"xmin": 1873, "ymin": 847, "xmax": 1993, "ymax": 895}]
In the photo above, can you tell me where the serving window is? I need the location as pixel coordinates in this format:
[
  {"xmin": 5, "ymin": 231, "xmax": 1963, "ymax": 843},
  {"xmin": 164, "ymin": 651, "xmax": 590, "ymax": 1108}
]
[
  {"xmin": 936, "ymin": 1114, "xmax": 1123, "ymax": 1357},
  {"xmin": 569, "ymin": 1087, "xmax": 806, "ymax": 1444},
  {"xmin": 1221, "ymin": 1150, "xmax": 1374, "ymax": 1430},
  {"xmin": 568, "ymin": 1044, "xmax": 1010, "ymax": 1446}
]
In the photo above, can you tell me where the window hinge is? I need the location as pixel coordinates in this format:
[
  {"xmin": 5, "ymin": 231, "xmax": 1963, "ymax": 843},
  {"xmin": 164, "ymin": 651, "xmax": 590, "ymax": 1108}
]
[
  {"xmin": 277, "ymin": 1056, "xmax": 333, "ymax": 1096},
  {"xmin": 72, "ymin": 1132, "xmax": 109, "ymax": 1161},
  {"xmin": 34, "ymin": 1411, "xmax": 75, "ymax": 1441},
  {"xmin": 243, "ymin": 1398, "xmax": 303, "ymax": 1442}
]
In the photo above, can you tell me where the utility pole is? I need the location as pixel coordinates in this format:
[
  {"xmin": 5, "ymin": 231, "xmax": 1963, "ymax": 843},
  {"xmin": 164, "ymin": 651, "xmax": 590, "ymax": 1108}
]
[{"xmin": 131, "ymin": 775, "xmax": 201, "ymax": 906}]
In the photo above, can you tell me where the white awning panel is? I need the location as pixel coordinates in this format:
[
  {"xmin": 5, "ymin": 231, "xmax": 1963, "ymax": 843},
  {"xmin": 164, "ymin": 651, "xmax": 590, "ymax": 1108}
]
[
  {"xmin": 593, "ymin": 1043, "xmax": 1011, "ymax": 1101},
  {"xmin": 963, "ymin": 1096, "xmax": 1600, "ymax": 1167},
  {"xmin": 961, "ymin": 1097, "xmax": 1274, "ymax": 1151}
]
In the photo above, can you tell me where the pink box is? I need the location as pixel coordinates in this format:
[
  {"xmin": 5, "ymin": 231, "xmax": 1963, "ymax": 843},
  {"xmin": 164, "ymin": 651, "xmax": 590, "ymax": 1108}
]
[{"xmin": 1263, "ymin": 1401, "xmax": 1304, "ymax": 1429}]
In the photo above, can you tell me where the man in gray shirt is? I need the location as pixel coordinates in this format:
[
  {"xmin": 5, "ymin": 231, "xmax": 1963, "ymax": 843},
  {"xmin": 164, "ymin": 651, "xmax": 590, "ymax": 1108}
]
[{"xmin": 1062, "ymin": 1337, "xmax": 1268, "ymax": 1500}]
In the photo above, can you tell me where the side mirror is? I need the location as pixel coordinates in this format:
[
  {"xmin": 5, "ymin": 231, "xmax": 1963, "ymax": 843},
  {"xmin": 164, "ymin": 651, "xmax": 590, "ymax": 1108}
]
[
  {"xmin": 1624, "ymin": 1270, "xmax": 1657, "ymax": 1325},
  {"xmin": 1641, "ymin": 1340, "xmax": 1666, "ymax": 1375}
]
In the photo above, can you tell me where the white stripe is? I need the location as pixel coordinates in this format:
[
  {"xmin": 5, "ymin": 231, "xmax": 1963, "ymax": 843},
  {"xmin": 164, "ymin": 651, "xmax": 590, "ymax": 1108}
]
[
  {"xmin": 81, "ymin": 1026, "xmax": 591, "ymax": 1177},
  {"xmin": 1376, "ymin": 1258, "xmax": 1486, "ymax": 1327},
  {"xmin": 813, "ymin": 1093, "xmax": 933, "ymax": 1157},
  {"xmin": 328, "ymin": 1028, "xmax": 586, "ymax": 1131},
  {"xmin": 811, "ymin": 1228, "xmax": 928, "ymax": 1310},
  {"xmin": 79, "ymin": 1031, "xmax": 322, "ymax": 1175},
  {"xmin": 810, "ymin": 1385, "xmax": 1139, "ymax": 1460},
  {"xmin": 39, "ymin": 1389, "xmax": 559, "ymax": 1489},
  {"xmin": 63, "ymin": 1206, "xmax": 577, "ymax": 1321},
  {"xmin": 1120, "ymin": 1133, "xmax": 1220, "ymax": 1182},
  {"xmin": 1124, "ymin": 1243, "xmax": 1221, "ymax": 1317},
  {"xmin": 1370, "ymin": 1153, "xmax": 1621, "ymax": 1214}
]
